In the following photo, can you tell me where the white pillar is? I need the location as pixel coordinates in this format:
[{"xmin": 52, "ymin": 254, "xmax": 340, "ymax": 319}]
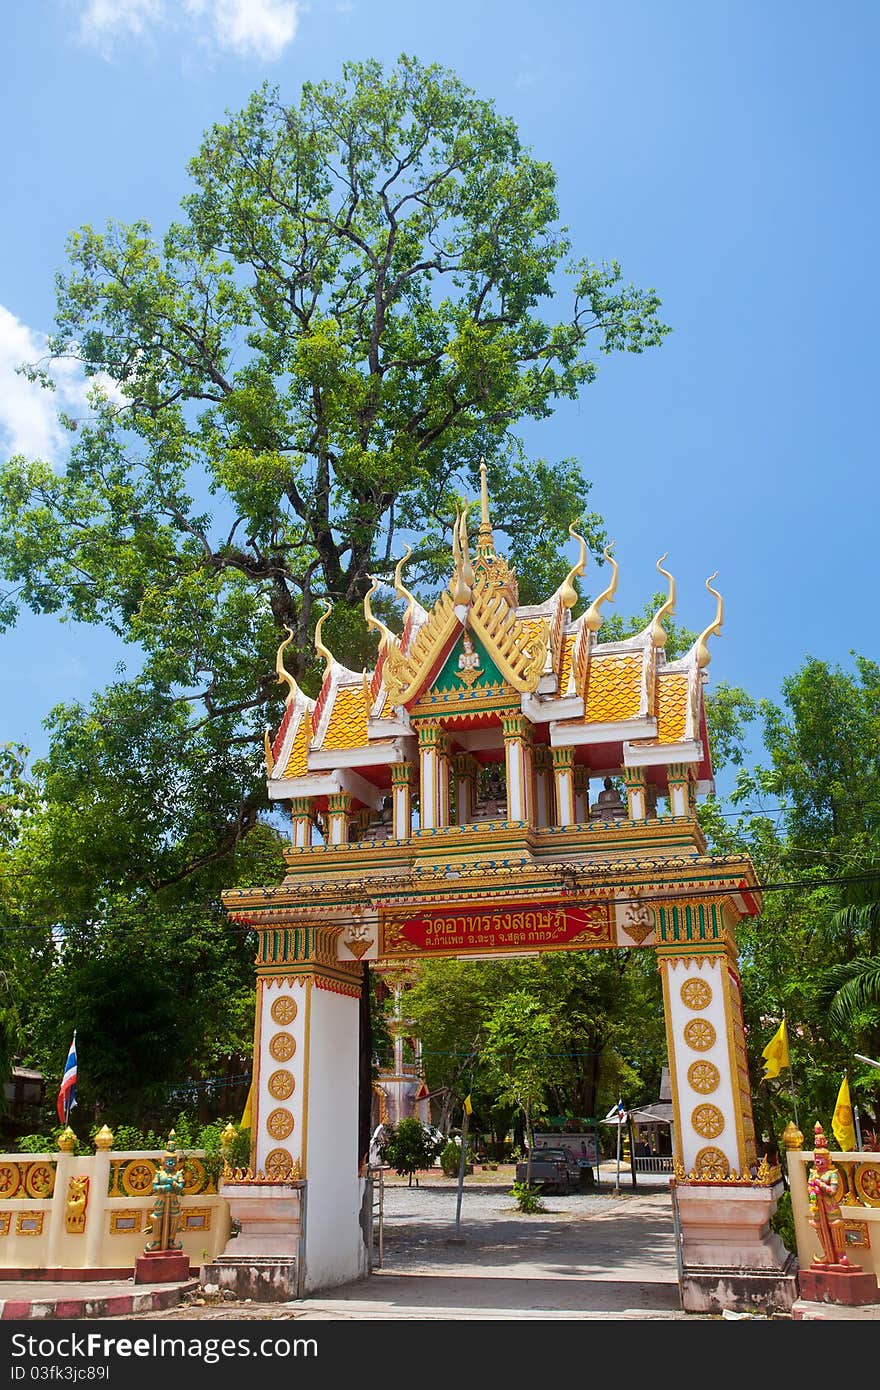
[
  {"xmin": 390, "ymin": 761, "xmax": 413, "ymax": 838},
  {"xmin": 552, "ymin": 747, "xmax": 575, "ymax": 826}
]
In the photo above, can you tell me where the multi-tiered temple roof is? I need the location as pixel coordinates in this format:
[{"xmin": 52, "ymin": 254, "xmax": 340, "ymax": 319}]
[{"xmin": 264, "ymin": 462, "xmax": 722, "ymax": 821}]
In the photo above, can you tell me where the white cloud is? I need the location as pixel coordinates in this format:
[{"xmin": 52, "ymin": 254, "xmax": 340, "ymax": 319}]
[
  {"xmin": 0, "ymin": 305, "xmax": 123, "ymax": 469},
  {"xmin": 185, "ymin": 0, "xmax": 300, "ymax": 60},
  {"xmin": 76, "ymin": 0, "xmax": 301, "ymax": 61},
  {"xmin": 78, "ymin": 0, "xmax": 166, "ymax": 52}
]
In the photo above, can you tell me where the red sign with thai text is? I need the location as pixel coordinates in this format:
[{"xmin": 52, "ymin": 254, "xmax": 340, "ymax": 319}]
[{"xmin": 380, "ymin": 898, "xmax": 613, "ymax": 956}]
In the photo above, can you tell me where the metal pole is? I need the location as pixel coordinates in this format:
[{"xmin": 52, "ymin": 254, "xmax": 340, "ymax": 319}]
[
  {"xmin": 454, "ymin": 1107, "xmax": 470, "ymax": 1233},
  {"xmin": 854, "ymin": 1104, "xmax": 864, "ymax": 1152},
  {"xmin": 615, "ymin": 1115, "xmax": 622, "ymax": 1195}
]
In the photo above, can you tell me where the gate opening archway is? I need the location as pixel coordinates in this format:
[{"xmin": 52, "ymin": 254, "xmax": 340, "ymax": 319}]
[{"xmin": 216, "ymin": 472, "xmax": 796, "ymax": 1314}]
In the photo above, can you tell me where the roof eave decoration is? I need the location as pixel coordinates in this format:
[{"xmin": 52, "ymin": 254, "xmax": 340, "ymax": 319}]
[
  {"xmin": 649, "ymin": 554, "xmax": 676, "ymax": 650},
  {"xmin": 467, "ymin": 587, "xmax": 548, "ymax": 694},
  {"xmin": 383, "ymin": 588, "xmax": 462, "ymax": 706},
  {"xmin": 266, "ymin": 626, "xmax": 312, "ymax": 777},
  {"xmin": 573, "ymin": 540, "xmax": 618, "ymax": 700},
  {"xmin": 695, "ymin": 572, "xmax": 723, "ymax": 671}
]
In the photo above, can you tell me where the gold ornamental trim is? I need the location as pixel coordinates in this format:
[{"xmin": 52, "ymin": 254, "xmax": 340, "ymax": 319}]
[
  {"xmin": 180, "ymin": 1206, "xmax": 212, "ymax": 1231},
  {"xmin": 268, "ymin": 1069, "xmax": 295, "ymax": 1100},
  {"xmin": 0, "ymin": 1161, "xmax": 21, "ymax": 1199},
  {"xmin": 692, "ymin": 1103, "xmax": 725, "ymax": 1139},
  {"xmin": 269, "ymin": 1032, "xmax": 296, "ymax": 1062},
  {"xmin": 683, "ymin": 1018, "xmax": 716, "ymax": 1051},
  {"xmin": 270, "ymin": 996, "xmax": 298, "ymax": 1025},
  {"xmin": 693, "ymin": 1146, "xmax": 729, "ymax": 1179},
  {"xmin": 0, "ymin": 1213, "xmax": 10, "ymax": 1236},
  {"xmin": 687, "ymin": 1060, "xmax": 720, "ymax": 1094},
  {"xmin": 16, "ymin": 1212, "xmax": 44, "ymax": 1237},
  {"xmin": 120, "ymin": 1159, "xmax": 157, "ymax": 1197},
  {"xmin": 222, "ymin": 1158, "xmax": 303, "ymax": 1186},
  {"xmin": 265, "ymin": 1148, "xmax": 298, "ymax": 1179},
  {"xmin": 680, "ymin": 978, "xmax": 713, "ymax": 1010},
  {"xmin": 23, "ymin": 1162, "xmax": 56, "ymax": 1199},
  {"xmin": 266, "ymin": 1108, "xmax": 295, "ymax": 1141},
  {"xmin": 109, "ymin": 1209, "xmax": 144, "ymax": 1235},
  {"xmin": 854, "ymin": 1162, "xmax": 880, "ymax": 1207}
]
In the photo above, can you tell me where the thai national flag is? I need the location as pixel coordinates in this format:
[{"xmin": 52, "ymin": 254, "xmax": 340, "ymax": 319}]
[
  {"xmin": 57, "ymin": 1032, "xmax": 78, "ymax": 1123},
  {"xmin": 617, "ymin": 1097, "xmax": 627, "ymax": 1124}
]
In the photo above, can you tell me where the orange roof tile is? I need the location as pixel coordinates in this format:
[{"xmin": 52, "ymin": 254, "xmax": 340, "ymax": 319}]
[
  {"xmin": 322, "ymin": 684, "xmax": 370, "ymax": 752},
  {"xmin": 281, "ymin": 713, "xmax": 311, "ymax": 778},
  {"xmin": 583, "ymin": 653, "xmax": 643, "ymax": 724},
  {"xmin": 656, "ymin": 671, "xmax": 689, "ymax": 744}
]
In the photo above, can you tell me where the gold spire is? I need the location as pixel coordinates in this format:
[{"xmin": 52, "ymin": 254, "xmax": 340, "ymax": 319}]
[
  {"xmin": 696, "ymin": 572, "xmax": 724, "ymax": 670},
  {"xmin": 314, "ymin": 599, "xmax": 335, "ymax": 677},
  {"xmin": 583, "ymin": 541, "xmax": 618, "ymax": 632},
  {"xmin": 393, "ymin": 545, "xmax": 418, "ymax": 620},
  {"xmin": 274, "ymin": 625, "xmax": 299, "ymax": 703},
  {"xmin": 559, "ymin": 523, "xmax": 588, "ymax": 611},
  {"xmin": 363, "ymin": 576, "xmax": 396, "ymax": 651},
  {"xmin": 477, "ymin": 457, "xmax": 495, "ymax": 555},
  {"xmin": 650, "ymin": 553, "xmax": 677, "ymax": 649}
]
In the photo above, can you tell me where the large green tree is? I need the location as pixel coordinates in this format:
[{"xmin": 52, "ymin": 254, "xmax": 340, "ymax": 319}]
[{"xmin": 0, "ymin": 55, "xmax": 668, "ymax": 881}]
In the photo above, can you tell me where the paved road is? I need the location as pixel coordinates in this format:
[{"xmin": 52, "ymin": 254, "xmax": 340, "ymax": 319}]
[{"xmin": 129, "ymin": 1181, "xmax": 700, "ymax": 1321}]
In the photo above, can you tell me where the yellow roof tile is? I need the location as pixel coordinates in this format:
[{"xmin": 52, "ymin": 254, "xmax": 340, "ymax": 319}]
[
  {"xmin": 281, "ymin": 713, "xmax": 311, "ymax": 778},
  {"xmin": 656, "ymin": 671, "xmax": 689, "ymax": 744},
  {"xmin": 322, "ymin": 684, "xmax": 370, "ymax": 752},
  {"xmin": 559, "ymin": 632, "xmax": 576, "ymax": 694},
  {"xmin": 583, "ymin": 654, "xmax": 643, "ymax": 724}
]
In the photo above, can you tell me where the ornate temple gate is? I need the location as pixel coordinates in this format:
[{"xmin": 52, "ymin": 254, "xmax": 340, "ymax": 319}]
[{"xmin": 211, "ymin": 475, "xmax": 797, "ymax": 1313}]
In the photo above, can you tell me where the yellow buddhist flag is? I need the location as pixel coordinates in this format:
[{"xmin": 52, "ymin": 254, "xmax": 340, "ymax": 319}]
[
  {"xmin": 761, "ymin": 1019, "xmax": 789, "ymax": 1080},
  {"xmin": 463, "ymin": 1094, "xmax": 473, "ymax": 1116},
  {"xmin": 831, "ymin": 1074, "xmax": 856, "ymax": 1151},
  {"xmin": 240, "ymin": 1081, "xmax": 254, "ymax": 1130}
]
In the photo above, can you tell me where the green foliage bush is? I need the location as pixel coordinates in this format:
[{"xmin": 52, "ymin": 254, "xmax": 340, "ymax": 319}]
[
  {"xmin": 378, "ymin": 1117, "xmax": 444, "ymax": 1184},
  {"xmin": 510, "ymin": 1180, "xmax": 546, "ymax": 1213},
  {"xmin": 440, "ymin": 1139, "xmax": 462, "ymax": 1177},
  {"xmin": 770, "ymin": 1188, "xmax": 796, "ymax": 1253}
]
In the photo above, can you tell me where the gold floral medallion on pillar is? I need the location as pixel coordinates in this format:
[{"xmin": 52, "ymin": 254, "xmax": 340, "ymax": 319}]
[
  {"xmin": 694, "ymin": 1146, "xmax": 729, "ymax": 1179},
  {"xmin": 692, "ymin": 1103, "xmax": 725, "ymax": 1139},
  {"xmin": 687, "ymin": 1060, "xmax": 720, "ymax": 1094},
  {"xmin": 268, "ymin": 1070, "xmax": 295, "ymax": 1100},
  {"xmin": 271, "ymin": 997, "xmax": 297, "ymax": 1025},
  {"xmin": 265, "ymin": 1148, "xmax": 299, "ymax": 1179},
  {"xmin": 266, "ymin": 1108, "xmax": 295, "ymax": 1140},
  {"xmin": 680, "ymin": 978, "xmax": 713, "ymax": 1010},
  {"xmin": 269, "ymin": 1032, "xmax": 296, "ymax": 1061},
  {"xmin": 683, "ymin": 1018, "xmax": 716, "ymax": 1051}
]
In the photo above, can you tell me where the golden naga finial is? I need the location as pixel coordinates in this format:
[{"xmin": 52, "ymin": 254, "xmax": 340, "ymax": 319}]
[
  {"xmin": 363, "ymin": 576, "xmax": 396, "ymax": 652},
  {"xmin": 264, "ymin": 728, "xmax": 275, "ymax": 778},
  {"xmin": 477, "ymin": 457, "xmax": 495, "ymax": 554},
  {"xmin": 559, "ymin": 522, "xmax": 588, "ymax": 611},
  {"xmin": 583, "ymin": 541, "xmax": 618, "ymax": 633},
  {"xmin": 696, "ymin": 571, "xmax": 724, "ymax": 670},
  {"xmin": 314, "ymin": 599, "xmax": 335, "ymax": 676},
  {"xmin": 274, "ymin": 625, "xmax": 299, "ymax": 703},
  {"xmin": 393, "ymin": 545, "xmax": 418, "ymax": 619},
  {"xmin": 650, "ymin": 553, "xmax": 677, "ymax": 648}
]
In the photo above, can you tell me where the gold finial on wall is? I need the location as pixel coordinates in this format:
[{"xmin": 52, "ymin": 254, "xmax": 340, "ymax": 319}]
[
  {"xmin": 696, "ymin": 572, "xmax": 724, "ymax": 670},
  {"xmin": 314, "ymin": 599, "xmax": 335, "ymax": 676},
  {"xmin": 559, "ymin": 523, "xmax": 588, "ymax": 611},
  {"xmin": 650, "ymin": 553, "xmax": 677, "ymax": 648},
  {"xmin": 583, "ymin": 541, "xmax": 618, "ymax": 632}
]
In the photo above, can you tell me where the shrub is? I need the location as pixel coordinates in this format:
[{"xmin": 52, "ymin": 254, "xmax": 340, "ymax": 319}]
[
  {"xmin": 378, "ymin": 1118, "xmax": 444, "ymax": 1185},
  {"xmin": 440, "ymin": 1140, "xmax": 462, "ymax": 1177},
  {"xmin": 510, "ymin": 1180, "xmax": 546, "ymax": 1214},
  {"xmin": 770, "ymin": 1189, "xmax": 796, "ymax": 1253}
]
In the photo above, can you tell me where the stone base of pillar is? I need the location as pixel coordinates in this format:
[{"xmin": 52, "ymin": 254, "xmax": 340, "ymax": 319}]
[
  {"xmin": 675, "ymin": 1179, "xmax": 799, "ymax": 1314},
  {"xmin": 798, "ymin": 1264, "xmax": 880, "ymax": 1306},
  {"xmin": 203, "ymin": 1181, "xmax": 305, "ymax": 1301},
  {"xmin": 202, "ymin": 1255, "xmax": 300, "ymax": 1302},
  {"xmin": 134, "ymin": 1250, "xmax": 190, "ymax": 1284},
  {"xmin": 680, "ymin": 1261, "xmax": 800, "ymax": 1315}
]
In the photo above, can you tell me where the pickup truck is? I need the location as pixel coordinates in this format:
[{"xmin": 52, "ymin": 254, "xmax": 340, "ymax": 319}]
[{"xmin": 515, "ymin": 1146, "xmax": 580, "ymax": 1194}]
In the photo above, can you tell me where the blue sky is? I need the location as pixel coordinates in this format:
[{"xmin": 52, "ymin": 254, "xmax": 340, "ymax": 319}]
[{"xmin": 1, "ymin": 1, "xmax": 877, "ymax": 784}]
